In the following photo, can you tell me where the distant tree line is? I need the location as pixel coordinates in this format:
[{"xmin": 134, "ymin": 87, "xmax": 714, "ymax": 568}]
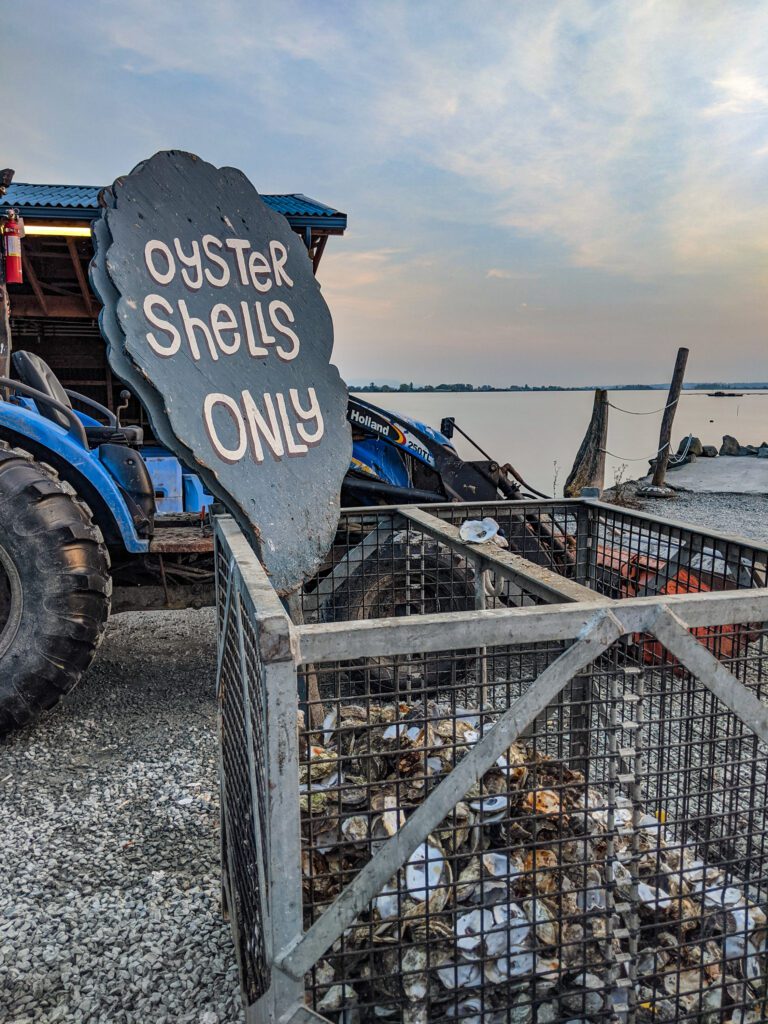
[
  {"xmin": 349, "ymin": 381, "xmax": 768, "ymax": 393},
  {"xmin": 352, "ymin": 382, "xmax": 575, "ymax": 393}
]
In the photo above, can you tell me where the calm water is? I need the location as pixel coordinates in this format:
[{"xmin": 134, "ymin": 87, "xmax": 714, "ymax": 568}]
[{"xmin": 354, "ymin": 390, "xmax": 768, "ymax": 496}]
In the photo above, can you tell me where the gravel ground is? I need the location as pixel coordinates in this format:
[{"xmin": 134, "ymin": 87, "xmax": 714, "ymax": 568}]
[
  {"xmin": 609, "ymin": 486, "xmax": 768, "ymax": 545},
  {"xmin": 2, "ymin": 491, "xmax": 765, "ymax": 1024},
  {"xmin": 0, "ymin": 608, "xmax": 241, "ymax": 1024}
]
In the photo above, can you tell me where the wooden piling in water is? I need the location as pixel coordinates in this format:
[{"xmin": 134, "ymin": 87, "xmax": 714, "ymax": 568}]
[
  {"xmin": 564, "ymin": 388, "xmax": 608, "ymax": 497},
  {"xmin": 650, "ymin": 346, "xmax": 689, "ymax": 489}
]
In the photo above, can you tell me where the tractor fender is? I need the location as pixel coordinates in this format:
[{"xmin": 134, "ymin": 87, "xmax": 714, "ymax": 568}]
[{"xmin": 0, "ymin": 402, "xmax": 149, "ymax": 554}]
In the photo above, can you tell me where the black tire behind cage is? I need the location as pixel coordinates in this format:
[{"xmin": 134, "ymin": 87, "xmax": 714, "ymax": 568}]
[
  {"xmin": 0, "ymin": 443, "xmax": 112, "ymax": 733},
  {"xmin": 321, "ymin": 532, "xmax": 476, "ymax": 693}
]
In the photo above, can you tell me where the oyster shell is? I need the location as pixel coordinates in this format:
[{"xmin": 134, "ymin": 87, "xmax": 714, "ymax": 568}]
[
  {"xmin": 455, "ymin": 908, "xmax": 494, "ymax": 959},
  {"xmin": 297, "ymin": 699, "xmax": 768, "ymax": 1022},
  {"xmin": 405, "ymin": 839, "xmax": 450, "ymax": 912}
]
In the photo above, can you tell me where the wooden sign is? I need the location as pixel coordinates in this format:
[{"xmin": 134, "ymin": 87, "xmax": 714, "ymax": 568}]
[{"xmin": 91, "ymin": 151, "xmax": 351, "ymax": 593}]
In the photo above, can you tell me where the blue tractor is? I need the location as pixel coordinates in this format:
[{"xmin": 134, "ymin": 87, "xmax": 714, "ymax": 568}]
[
  {"xmin": 0, "ymin": 349, "xmax": 220, "ymax": 732},
  {"xmin": 0, "ymin": 353, "xmax": 540, "ymax": 730},
  {"xmin": 0, "ymin": 181, "xmax": 545, "ymax": 733}
]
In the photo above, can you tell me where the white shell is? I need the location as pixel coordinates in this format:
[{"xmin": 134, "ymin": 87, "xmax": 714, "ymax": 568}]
[
  {"xmin": 382, "ymin": 722, "xmax": 422, "ymax": 742},
  {"xmin": 483, "ymin": 852, "xmax": 512, "ymax": 878},
  {"xmin": 437, "ymin": 962, "xmax": 482, "ymax": 989},
  {"xmin": 507, "ymin": 951, "xmax": 535, "ymax": 978},
  {"xmin": 406, "ymin": 841, "xmax": 445, "ymax": 902},
  {"xmin": 446, "ymin": 997, "xmax": 483, "ymax": 1024},
  {"xmin": 469, "ymin": 795, "xmax": 507, "ymax": 822},
  {"xmin": 401, "ymin": 946, "xmax": 429, "ymax": 1002},
  {"xmin": 703, "ymin": 884, "xmax": 745, "ymax": 909},
  {"xmin": 487, "ymin": 901, "xmax": 530, "ymax": 955},
  {"xmin": 317, "ymin": 984, "xmax": 357, "ymax": 1012},
  {"xmin": 322, "ymin": 709, "xmax": 337, "ymax": 746},
  {"xmin": 456, "ymin": 908, "xmax": 494, "ymax": 957},
  {"xmin": 374, "ymin": 797, "xmax": 404, "ymax": 840},
  {"xmin": 374, "ymin": 885, "xmax": 400, "ymax": 920},
  {"xmin": 459, "ymin": 517, "xmax": 500, "ymax": 544}
]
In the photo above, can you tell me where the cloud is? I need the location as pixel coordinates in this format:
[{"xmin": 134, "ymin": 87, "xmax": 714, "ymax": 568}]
[
  {"xmin": 355, "ymin": 3, "xmax": 768, "ymax": 277},
  {"xmin": 486, "ymin": 269, "xmax": 539, "ymax": 280},
  {"xmin": 706, "ymin": 74, "xmax": 768, "ymax": 117},
  {"xmin": 4, "ymin": 0, "xmax": 767, "ymax": 383},
  {"xmin": 19, "ymin": 1, "xmax": 767, "ymax": 280}
]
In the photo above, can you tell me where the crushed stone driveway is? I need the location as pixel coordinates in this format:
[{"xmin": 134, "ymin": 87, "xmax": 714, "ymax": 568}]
[{"xmin": 1, "ymin": 608, "xmax": 242, "ymax": 1024}]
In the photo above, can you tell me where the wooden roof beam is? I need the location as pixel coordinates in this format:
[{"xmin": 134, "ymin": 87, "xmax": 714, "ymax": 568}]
[
  {"xmin": 67, "ymin": 238, "xmax": 96, "ymax": 315},
  {"xmin": 21, "ymin": 252, "xmax": 49, "ymax": 316},
  {"xmin": 312, "ymin": 234, "xmax": 329, "ymax": 274},
  {"xmin": 10, "ymin": 294, "xmax": 92, "ymax": 318}
]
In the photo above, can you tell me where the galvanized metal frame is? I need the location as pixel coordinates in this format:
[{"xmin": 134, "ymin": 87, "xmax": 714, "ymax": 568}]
[
  {"xmin": 215, "ymin": 503, "xmax": 768, "ymax": 1024},
  {"xmin": 216, "ymin": 516, "xmax": 306, "ymax": 1022}
]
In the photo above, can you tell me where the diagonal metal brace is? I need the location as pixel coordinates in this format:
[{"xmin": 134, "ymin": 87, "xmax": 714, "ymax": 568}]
[
  {"xmin": 651, "ymin": 605, "xmax": 768, "ymax": 747},
  {"xmin": 274, "ymin": 607, "xmax": 624, "ymax": 982}
]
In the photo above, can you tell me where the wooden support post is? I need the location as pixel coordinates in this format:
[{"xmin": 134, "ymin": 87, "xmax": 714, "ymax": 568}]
[
  {"xmin": 0, "ymin": 169, "xmax": 13, "ymax": 385},
  {"xmin": 311, "ymin": 234, "xmax": 328, "ymax": 274},
  {"xmin": 21, "ymin": 251, "xmax": 49, "ymax": 316},
  {"xmin": 285, "ymin": 590, "xmax": 325, "ymax": 731},
  {"xmin": 67, "ymin": 237, "xmax": 96, "ymax": 317},
  {"xmin": 0, "ymin": 266, "xmax": 10, "ymax": 384},
  {"xmin": 564, "ymin": 388, "xmax": 608, "ymax": 497},
  {"xmin": 651, "ymin": 346, "xmax": 689, "ymax": 489}
]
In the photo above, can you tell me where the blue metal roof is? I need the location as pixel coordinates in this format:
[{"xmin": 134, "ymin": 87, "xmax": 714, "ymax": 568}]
[{"xmin": 0, "ymin": 182, "xmax": 347, "ymax": 232}]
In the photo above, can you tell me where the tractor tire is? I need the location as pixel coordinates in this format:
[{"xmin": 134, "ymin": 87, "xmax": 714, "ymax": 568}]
[
  {"xmin": 321, "ymin": 531, "xmax": 475, "ymax": 694},
  {"xmin": 0, "ymin": 443, "xmax": 112, "ymax": 733}
]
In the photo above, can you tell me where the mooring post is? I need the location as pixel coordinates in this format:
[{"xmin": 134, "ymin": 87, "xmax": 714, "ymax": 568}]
[
  {"xmin": 650, "ymin": 346, "xmax": 689, "ymax": 489},
  {"xmin": 564, "ymin": 388, "xmax": 608, "ymax": 497}
]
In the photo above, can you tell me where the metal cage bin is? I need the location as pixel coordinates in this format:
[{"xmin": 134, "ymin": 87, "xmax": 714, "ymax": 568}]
[{"xmin": 215, "ymin": 499, "xmax": 768, "ymax": 1024}]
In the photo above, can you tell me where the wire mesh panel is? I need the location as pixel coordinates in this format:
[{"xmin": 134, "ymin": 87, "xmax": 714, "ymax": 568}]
[
  {"xmin": 216, "ymin": 503, "xmax": 768, "ymax": 1024},
  {"xmin": 297, "ymin": 635, "xmax": 768, "ymax": 1024},
  {"xmin": 432, "ymin": 501, "xmax": 582, "ymax": 578},
  {"xmin": 586, "ymin": 503, "xmax": 768, "ymax": 598},
  {"xmin": 216, "ymin": 528, "xmax": 273, "ymax": 1005}
]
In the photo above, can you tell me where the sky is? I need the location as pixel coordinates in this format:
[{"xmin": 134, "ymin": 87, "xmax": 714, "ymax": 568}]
[{"xmin": 3, "ymin": 0, "xmax": 767, "ymax": 385}]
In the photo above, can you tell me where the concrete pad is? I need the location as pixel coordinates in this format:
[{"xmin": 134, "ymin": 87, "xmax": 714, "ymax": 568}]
[{"xmin": 647, "ymin": 457, "xmax": 768, "ymax": 494}]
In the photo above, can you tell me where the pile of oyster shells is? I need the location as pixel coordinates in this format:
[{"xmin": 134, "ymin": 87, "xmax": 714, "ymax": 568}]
[{"xmin": 298, "ymin": 702, "xmax": 767, "ymax": 1024}]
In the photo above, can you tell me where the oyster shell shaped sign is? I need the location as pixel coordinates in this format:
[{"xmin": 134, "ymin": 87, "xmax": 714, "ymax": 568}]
[{"xmin": 92, "ymin": 151, "xmax": 351, "ymax": 593}]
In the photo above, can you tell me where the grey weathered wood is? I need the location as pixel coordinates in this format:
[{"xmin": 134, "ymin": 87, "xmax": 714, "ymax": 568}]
[
  {"xmin": 651, "ymin": 347, "xmax": 689, "ymax": 488},
  {"xmin": 216, "ymin": 514, "xmax": 305, "ymax": 1021},
  {"xmin": 651, "ymin": 604, "xmax": 768, "ymax": 746},
  {"xmin": 216, "ymin": 514, "xmax": 295, "ymax": 661},
  {"xmin": 214, "ymin": 510, "xmax": 768, "ymax": 1020},
  {"xmin": 295, "ymin": 587, "xmax": 768, "ymax": 664},
  {"xmin": 564, "ymin": 388, "xmax": 608, "ymax": 497},
  {"xmin": 275, "ymin": 608, "xmax": 624, "ymax": 980},
  {"xmin": 262, "ymin": 652, "xmax": 306, "ymax": 1016},
  {"xmin": 400, "ymin": 506, "xmax": 602, "ymax": 606},
  {"xmin": 343, "ymin": 498, "xmax": 768, "ymax": 558}
]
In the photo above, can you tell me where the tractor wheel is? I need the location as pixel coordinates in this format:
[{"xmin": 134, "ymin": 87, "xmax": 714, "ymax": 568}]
[
  {"xmin": 0, "ymin": 443, "xmax": 112, "ymax": 733},
  {"xmin": 322, "ymin": 532, "xmax": 475, "ymax": 694}
]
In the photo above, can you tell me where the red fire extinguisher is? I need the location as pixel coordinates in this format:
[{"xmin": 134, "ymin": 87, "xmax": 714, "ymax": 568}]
[{"xmin": 2, "ymin": 210, "xmax": 24, "ymax": 285}]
